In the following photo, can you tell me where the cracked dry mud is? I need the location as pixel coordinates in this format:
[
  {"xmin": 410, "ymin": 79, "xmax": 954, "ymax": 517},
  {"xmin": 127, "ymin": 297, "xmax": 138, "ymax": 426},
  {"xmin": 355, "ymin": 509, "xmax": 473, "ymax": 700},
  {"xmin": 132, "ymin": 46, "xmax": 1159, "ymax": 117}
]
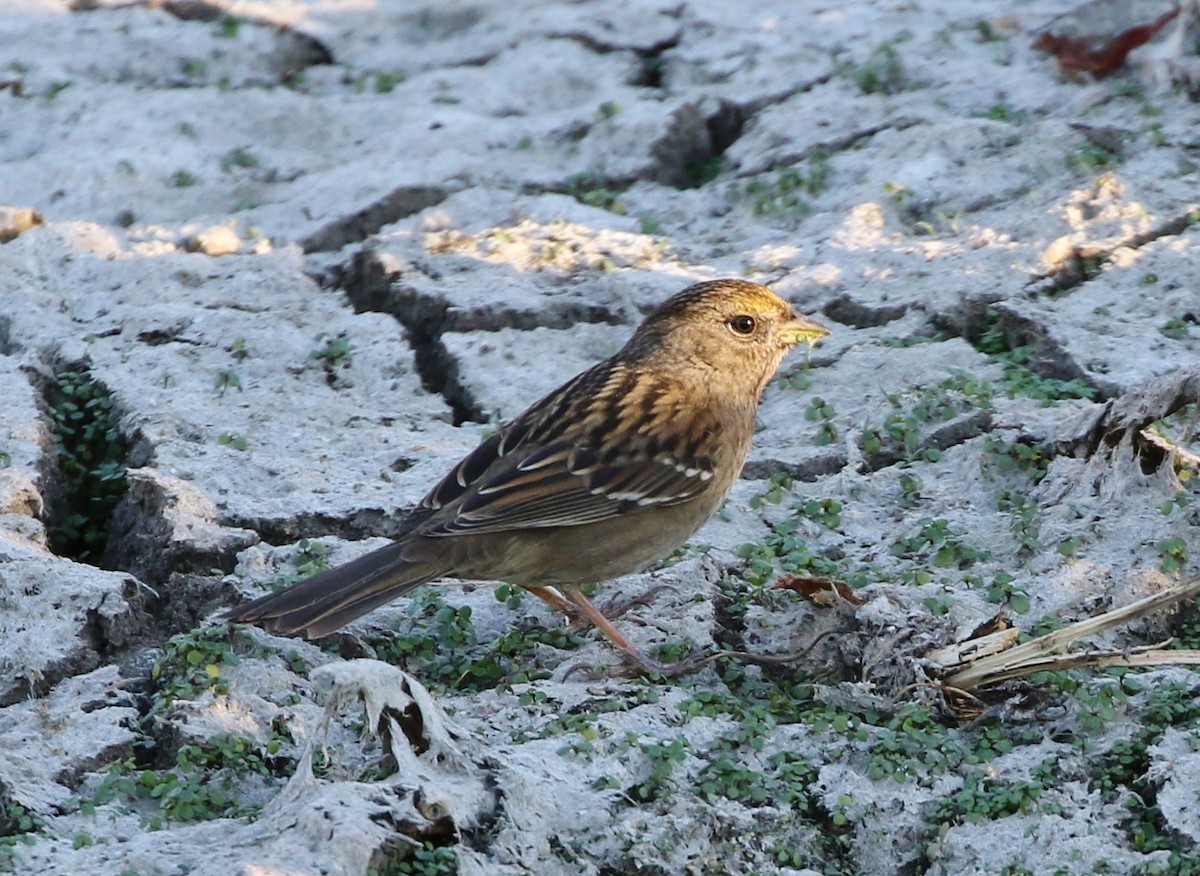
[{"xmin": 2, "ymin": 1, "xmax": 1200, "ymax": 874}]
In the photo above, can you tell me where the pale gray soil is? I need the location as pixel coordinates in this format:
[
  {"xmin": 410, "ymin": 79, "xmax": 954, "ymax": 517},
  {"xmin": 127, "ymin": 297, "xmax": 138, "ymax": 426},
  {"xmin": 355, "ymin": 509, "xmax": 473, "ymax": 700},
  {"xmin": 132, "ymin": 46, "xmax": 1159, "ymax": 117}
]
[{"xmin": 1, "ymin": 1, "xmax": 1199, "ymax": 874}]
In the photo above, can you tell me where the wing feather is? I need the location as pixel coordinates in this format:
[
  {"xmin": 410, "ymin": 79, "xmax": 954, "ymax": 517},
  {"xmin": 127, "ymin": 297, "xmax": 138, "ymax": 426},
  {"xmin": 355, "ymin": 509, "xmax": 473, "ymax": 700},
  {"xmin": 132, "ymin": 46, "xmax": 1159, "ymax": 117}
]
[{"xmin": 414, "ymin": 361, "xmax": 719, "ymax": 537}]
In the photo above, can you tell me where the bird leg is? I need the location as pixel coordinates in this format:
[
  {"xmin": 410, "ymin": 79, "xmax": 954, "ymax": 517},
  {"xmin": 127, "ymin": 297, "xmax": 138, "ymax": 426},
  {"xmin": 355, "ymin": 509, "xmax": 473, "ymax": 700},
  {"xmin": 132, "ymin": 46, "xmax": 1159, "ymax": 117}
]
[
  {"xmin": 558, "ymin": 584, "xmax": 709, "ymax": 678},
  {"xmin": 524, "ymin": 583, "xmax": 675, "ymax": 629},
  {"xmin": 524, "ymin": 585, "xmax": 578, "ymax": 616}
]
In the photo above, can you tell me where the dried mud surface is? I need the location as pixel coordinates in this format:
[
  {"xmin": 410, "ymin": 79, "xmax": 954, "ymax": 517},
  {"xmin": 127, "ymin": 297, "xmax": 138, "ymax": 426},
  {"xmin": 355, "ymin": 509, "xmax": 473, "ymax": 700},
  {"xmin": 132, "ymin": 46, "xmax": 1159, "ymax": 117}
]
[{"xmin": 1, "ymin": 1, "xmax": 1199, "ymax": 874}]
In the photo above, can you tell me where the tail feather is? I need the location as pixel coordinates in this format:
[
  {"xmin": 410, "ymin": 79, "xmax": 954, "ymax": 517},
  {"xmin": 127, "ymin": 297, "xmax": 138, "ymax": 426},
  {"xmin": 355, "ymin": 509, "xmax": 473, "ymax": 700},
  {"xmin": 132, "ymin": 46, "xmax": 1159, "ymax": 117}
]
[{"xmin": 223, "ymin": 541, "xmax": 448, "ymax": 638}]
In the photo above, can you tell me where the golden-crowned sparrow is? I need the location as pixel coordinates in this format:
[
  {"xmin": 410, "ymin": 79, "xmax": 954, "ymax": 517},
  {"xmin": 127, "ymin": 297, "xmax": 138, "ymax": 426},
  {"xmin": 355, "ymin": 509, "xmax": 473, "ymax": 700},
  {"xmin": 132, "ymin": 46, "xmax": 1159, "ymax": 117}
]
[{"xmin": 225, "ymin": 279, "xmax": 829, "ymax": 674}]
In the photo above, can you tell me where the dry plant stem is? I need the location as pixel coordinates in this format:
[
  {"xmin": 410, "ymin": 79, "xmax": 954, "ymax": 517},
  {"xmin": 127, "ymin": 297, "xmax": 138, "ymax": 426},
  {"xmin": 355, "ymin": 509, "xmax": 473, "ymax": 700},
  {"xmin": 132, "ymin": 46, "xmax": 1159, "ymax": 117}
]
[
  {"xmin": 926, "ymin": 627, "xmax": 1021, "ymax": 671},
  {"xmin": 893, "ymin": 681, "xmax": 987, "ymax": 709},
  {"xmin": 942, "ymin": 577, "xmax": 1200, "ymax": 690},
  {"xmin": 960, "ymin": 646, "xmax": 1200, "ymax": 687}
]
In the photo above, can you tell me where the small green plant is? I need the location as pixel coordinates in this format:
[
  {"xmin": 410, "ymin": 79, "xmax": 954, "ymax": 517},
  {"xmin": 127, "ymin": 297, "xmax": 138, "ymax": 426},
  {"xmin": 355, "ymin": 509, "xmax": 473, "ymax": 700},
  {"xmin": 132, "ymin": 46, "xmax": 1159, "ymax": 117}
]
[
  {"xmin": 170, "ymin": 169, "xmax": 198, "ymax": 188},
  {"xmin": 370, "ymin": 843, "xmax": 458, "ymax": 875},
  {"xmin": 737, "ymin": 522, "xmax": 842, "ymax": 587},
  {"xmin": 975, "ymin": 20, "xmax": 1000, "ymax": 41},
  {"xmin": 1154, "ymin": 536, "xmax": 1188, "ymax": 573},
  {"xmin": 91, "ymin": 733, "xmax": 281, "ymax": 826},
  {"xmin": 749, "ymin": 472, "xmax": 794, "ymax": 509},
  {"xmin": 365, "ymin": 592, "xmax": 583, "ymax": 692},
  {"xmin": 220, "ymin": 147, "xmax": 259, "ymax": 172},
  {"xmin": 1135, "ymin": 854, "xmax": 1200, "ymax": 876},
  {"xmin": 981, "ymin": 436, "xmax": 1051, "ymax": 483},
  {"xmin": 862, "ymin": 372, "xmax": 992, "ymax": 464},
  {"xmin": 216, "ymin": 15, "xmax": 242, "ymax": 38},
  {"xmin": 638, "ymin": 215, "xmax": 662, "ymax": 235},
  {"xmin": 975, "ymin": 318, "xmax": 1097, "ymax": 404},
  {"xmin": 796, "ymin": 498, "xmax": 843, "ymax": 529},
  {"xmin": 961, "ymin": 570, "xmax": 1030, "ymax": 612},
  {"xmin": 980, "ymin": 103, "xmax": 1024, "ymax": 124},
  {"xmin": 854, "ymin": 36, "xmax": 909, "ymax": 94},
  {"xmin": 778, "ymin": 365, "xmax": 813, "ymax": 391},
  {"xmin": 1160, "ymin": 491, "xmax": 1189, "ymax": 516},
  {"xmin": 862, "ymin": 411, "xmax": 923, "ymax": 460},
  {"xmin": 151, "ymin": 625, "xmax": 245, "ymax": 706},
  {"xmin": 998, "ymin": 490, "xmax": 1043, "ymax": 556},
  {"xmin": 180, "ymin": 58, "xmax": 207, "ymax": 78},
  {"xmin": 595, "ymin": 101, "xmax": 621, "ymax": 121},
  {"xmin": 1057, "ymin": 536, "xmax": 1083, "ymax": 560},
  {"xmin": 218, "ymin": 432, "xmax": 247, "ymax": 451},
  {"xmin": 493, "ymin": 582, "xmax": 524, "ymax": 610},
  {"xmin": 257, "ymin": 539, "xmax": 332, "ymax": 594},
  {"xmin": 45, "ymin": 370, "xmax": 128, "ymax": 563},
  {"xmin": 682, "ymin": 154, "xmax": 723, "ymax": 188},
  {"xmin": 563, "ymin": 171, "xmax": 627, "ymax": 215},
  {"xmin": 1160, "ymin": 316, "xmax": 1191, "ymax": 341},
  {"xmin": 43, "ymin": 81, "xmax": 72, "ymax": 100},
  {"xmin": 804, "ymin": 396, "xmax": 838, "ymax": 445},
  {"xmin": 696, "ymin": 749, "xmax": 817, "ymax": 809},
  {"xmin": 1067, "ymin": 139, "xmax": 1123, "ymax": 173},
  {"xmin": 890, "ymin": 517, "xmax": 990, "ymax": 569},
  {"xmin": 999, "ymin": 865, "xmax": 1037, "ymax": 876},
  {"xmin": 625, "ymin": 734, "xmax": 688, "ymax": 803},
  {"xmin": 898, "ymin": 472, "xmax": 924, "ymax": 508},
  {"xmin": 740, "ymin": 155, "xmax": 832, "ymax": 221},
  {"xmin": 1087, "ymin": 679, "xmax": 1200, "ymax": 853},
  {"xmin": 214, "ymin": 369, "xmax": 242, "ymax": 394},
  {"xmin": 0, "ymin": 797, "xmax": 42, "ymax": 843},
  {"xmin": 311, "ymin": 332, "xmax": 353, "ymax": 385},
  {"xmin": 925, "ymin": 771, "xmax": 1055, "ymax": 828},
  {"xmin": 884, "ymin": 180, "xmax": 912, "ymax": 204},
  {"xmin": 374, "ymin": 72, "xmax": 399, "ymax": 93},
  {"xmin": 311, "ymin": 333, "xmax": 352, "ymax": 368}
]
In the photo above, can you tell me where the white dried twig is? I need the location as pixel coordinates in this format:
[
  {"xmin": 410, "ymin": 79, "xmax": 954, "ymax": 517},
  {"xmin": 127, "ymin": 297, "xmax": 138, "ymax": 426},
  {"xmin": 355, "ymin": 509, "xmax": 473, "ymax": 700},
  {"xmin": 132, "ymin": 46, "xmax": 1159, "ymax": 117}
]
[{"xmin": 933, "ymin": 577, "xmax": 1200, "ymax": 690}]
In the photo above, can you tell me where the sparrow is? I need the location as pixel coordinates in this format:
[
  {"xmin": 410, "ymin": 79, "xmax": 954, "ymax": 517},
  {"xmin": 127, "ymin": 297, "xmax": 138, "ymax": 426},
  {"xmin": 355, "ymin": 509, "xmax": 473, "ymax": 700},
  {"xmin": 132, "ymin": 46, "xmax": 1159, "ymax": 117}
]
[{"xmin": 224, "ymin": 279, "xmax": 830, "ymax": 675}]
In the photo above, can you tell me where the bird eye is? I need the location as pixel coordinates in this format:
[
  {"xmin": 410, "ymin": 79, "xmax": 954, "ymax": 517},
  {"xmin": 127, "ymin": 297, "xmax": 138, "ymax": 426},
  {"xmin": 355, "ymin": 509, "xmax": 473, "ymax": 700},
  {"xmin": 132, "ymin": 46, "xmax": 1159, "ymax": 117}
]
[{"xmin": 728, "ymin": 315, "xmax": 757, "ymax": 335}]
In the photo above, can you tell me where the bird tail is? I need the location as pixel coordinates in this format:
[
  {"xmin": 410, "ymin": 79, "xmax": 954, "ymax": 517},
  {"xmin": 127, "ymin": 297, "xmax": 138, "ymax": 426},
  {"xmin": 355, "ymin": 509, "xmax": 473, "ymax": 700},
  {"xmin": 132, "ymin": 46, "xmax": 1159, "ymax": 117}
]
[{"xmin": 222, "ymin": 541, "xmax": 448, "ymax": 638}]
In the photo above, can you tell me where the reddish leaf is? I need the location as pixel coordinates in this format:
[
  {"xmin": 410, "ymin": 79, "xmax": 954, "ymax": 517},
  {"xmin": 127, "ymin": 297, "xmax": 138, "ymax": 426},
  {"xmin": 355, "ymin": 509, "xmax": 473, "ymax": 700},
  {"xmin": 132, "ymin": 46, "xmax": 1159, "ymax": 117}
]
[
  {"xmin": 964, "ymin": 613, "xmax": 1013, "ymax": 641},
  {"xmin": 1032, "ymin": 1, "xmax": 1180, "ymax": 79},
  {"xmin": 775, "ymin": 574, "xmax": 865, "ymax": 606}
]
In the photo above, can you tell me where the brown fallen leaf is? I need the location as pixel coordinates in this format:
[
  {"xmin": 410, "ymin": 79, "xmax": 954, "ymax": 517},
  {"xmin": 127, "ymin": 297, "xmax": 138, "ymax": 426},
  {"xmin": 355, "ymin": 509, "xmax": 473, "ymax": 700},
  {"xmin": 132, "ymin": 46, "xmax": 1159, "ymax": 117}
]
[
  {"xmin": 964, "ymin": 613, "xmax": 1013, "ymax": 640},
  {"xmin": 1032, "ymin": 0, "xmax": 1180, "ymax": 79},
  {"xmin": 775, "ymin": 574, "xmax": 865, "ymax": 606}
]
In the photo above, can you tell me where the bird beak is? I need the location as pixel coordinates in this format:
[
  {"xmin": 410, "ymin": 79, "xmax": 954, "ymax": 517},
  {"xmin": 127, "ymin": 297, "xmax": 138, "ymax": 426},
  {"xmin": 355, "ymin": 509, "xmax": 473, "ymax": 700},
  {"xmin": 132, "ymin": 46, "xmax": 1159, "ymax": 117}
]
[{"xmin": 780, "ymin": 311, "xmax": 830, "ymax": 347}]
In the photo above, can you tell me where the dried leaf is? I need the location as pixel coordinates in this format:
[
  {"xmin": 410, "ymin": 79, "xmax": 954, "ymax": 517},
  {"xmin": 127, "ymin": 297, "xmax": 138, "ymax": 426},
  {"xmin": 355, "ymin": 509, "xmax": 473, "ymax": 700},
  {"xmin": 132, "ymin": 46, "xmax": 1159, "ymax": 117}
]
[
  {"xmin": 965, "ymin": 613, "xmax": 1013, "ymax": 640},
  {"xmin": 1033, "ymin": 0, "xmax": 1180, "ymax": 79},
  {"xmin": 775, "ymin": 574, "xmax": 865, "ymax": 606}
]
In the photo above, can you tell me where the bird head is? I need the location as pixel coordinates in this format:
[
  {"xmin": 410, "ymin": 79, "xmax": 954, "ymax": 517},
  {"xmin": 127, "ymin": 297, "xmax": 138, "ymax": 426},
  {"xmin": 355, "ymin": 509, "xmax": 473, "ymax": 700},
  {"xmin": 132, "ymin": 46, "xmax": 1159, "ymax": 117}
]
[{"xmin": 630, "ymin": 279, "xmax": 830, "ymax": 399}]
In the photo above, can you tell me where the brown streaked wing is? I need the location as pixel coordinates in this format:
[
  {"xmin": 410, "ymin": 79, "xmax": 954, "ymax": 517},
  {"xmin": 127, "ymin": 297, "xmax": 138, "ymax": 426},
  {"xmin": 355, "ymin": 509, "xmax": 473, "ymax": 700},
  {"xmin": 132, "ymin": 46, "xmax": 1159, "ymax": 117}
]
[
  {"xmin": 414, "ymin": 355, "xmax": 715, "ymax": 537},
  {"xmin": 419, "ymin": 438, "xmax": 715, "ymax": 537},
  {"xmin": 418, "ymin": 368, "xmax": 597, "ymax": 512}
]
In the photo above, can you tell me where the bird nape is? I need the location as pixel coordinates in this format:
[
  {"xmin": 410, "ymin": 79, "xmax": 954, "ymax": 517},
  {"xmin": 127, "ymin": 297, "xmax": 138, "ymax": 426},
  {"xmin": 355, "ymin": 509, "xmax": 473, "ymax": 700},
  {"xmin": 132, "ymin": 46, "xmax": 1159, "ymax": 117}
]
[{"xmin": 224, "ymin": 278, "xmax": 830, "ymax": 676}]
